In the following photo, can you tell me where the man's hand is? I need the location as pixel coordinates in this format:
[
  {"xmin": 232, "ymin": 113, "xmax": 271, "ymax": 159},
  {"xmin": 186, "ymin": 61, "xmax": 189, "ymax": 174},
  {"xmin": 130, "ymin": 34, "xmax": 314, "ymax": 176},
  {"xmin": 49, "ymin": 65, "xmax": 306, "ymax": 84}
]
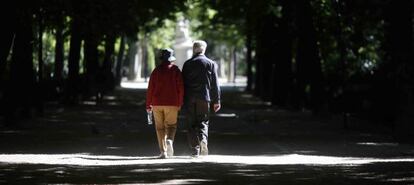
[{"xmin": 213, "ymin": 103, "xmax": 221, "ymax": 112}]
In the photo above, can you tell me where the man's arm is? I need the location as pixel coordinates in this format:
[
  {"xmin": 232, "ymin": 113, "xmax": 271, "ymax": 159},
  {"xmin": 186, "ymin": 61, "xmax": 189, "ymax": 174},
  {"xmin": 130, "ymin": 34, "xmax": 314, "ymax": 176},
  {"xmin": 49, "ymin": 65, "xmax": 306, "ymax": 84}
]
[{"xmin": 210, "ymin": 62, "xmax": 221, "ymax": 112}]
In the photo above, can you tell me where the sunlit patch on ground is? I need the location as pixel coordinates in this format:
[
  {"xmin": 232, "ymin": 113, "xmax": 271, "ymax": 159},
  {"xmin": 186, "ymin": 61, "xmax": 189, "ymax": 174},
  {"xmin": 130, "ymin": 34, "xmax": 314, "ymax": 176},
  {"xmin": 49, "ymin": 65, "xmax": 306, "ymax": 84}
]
[
  {"xmin": 356, "ymin": 142, "xmax": 399, "ymax": 147},
  {"xmin": 0, "ymin": 154, "xmax": 414, "ymax": 166},
  {"xmin": 386, "ymin": 177, "xmax": 414, "ymax": 182}
]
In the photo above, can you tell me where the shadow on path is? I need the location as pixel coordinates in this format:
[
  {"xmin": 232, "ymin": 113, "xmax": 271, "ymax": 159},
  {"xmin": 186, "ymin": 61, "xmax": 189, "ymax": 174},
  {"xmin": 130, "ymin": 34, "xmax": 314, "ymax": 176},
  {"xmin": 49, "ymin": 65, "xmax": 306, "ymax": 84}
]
[{"xmin": 1, "ymin": 86, "xmax": 414, "ymax": 184}]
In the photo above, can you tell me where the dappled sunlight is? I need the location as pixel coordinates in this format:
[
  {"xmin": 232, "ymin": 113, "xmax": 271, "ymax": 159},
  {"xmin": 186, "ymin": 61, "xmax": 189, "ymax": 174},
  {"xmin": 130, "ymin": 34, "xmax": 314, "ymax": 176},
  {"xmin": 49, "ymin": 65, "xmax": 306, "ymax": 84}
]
[
  {"xmin": 82, "ymin": 101, "xmax": 97, "ymax": 106},
  {"xmin": 386, "ymin": 177, "xmax": 414, "ymax": 182},
  {"xmin": 104, "ymin": 96, "xmax": 117, "ymax": 100},
  {"xmin": 213, "ymin": 113, "xmax": 238, "ymax": 118},
  {"xmin": 1, "ymin": 153, "xmax": 414, "ymax": 166},
  {"xmin": 107, "ymin": 102, "xmax": 120, "ymax": 106},
  {"xmin": 356, "ymin": 142, "xmax": 399, "ymax": 147}
]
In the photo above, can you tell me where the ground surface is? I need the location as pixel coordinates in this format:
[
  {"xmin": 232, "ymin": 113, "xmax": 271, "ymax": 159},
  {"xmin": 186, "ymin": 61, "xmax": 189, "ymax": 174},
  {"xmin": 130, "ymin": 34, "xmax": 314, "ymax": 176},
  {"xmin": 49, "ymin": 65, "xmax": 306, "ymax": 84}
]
[{"xmin": 1, "ymin": 83, "xmax": 414, "ymax": 184}]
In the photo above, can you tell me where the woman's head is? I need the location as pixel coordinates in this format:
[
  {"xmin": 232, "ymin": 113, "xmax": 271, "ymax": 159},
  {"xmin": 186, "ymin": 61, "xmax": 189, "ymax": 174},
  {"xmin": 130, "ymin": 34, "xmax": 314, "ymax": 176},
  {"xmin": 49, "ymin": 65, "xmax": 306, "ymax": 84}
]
[{"xmin": 159, "ymin": 48, "xmax": 176, "ymax": 62}]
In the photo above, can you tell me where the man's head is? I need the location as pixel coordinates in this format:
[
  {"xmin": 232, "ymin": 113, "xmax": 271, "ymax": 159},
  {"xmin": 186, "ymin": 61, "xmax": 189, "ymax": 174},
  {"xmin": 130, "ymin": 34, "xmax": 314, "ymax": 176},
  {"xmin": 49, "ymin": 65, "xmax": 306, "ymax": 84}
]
[
  {"xmin": 159, "ymin": 48, "xmax": 176, "ymax": 62},
  {"xmin": 193, "ymin": 40, "xmax": 207, "ymax": 55}
]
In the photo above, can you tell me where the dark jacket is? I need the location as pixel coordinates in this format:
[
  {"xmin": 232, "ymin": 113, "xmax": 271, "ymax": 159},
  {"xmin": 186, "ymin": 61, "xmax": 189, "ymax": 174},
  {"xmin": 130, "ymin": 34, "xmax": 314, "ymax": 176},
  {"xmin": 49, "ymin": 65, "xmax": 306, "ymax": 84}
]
[
  {"xmin": 182, "ymin": 54, "xmax": 220, "ymax": 104},
  {"xmin": 146, "ymin": 61, "xmax": 184, "ymax": 109}
]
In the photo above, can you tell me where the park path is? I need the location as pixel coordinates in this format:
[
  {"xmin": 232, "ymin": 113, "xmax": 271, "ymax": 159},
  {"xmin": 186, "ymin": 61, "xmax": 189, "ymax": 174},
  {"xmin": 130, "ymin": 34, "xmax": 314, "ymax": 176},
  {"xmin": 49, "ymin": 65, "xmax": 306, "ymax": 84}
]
[{"xmin": 1, "ymin": 84, "xmax": 414, "ymax": 184}]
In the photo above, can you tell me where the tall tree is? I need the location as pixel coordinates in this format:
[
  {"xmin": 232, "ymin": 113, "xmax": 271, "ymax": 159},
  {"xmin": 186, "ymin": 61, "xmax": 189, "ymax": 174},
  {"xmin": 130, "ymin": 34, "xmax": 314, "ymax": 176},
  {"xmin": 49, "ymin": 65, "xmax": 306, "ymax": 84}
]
[
  {"xmin": 295, "ymin": 0, "xmax": 325, "ymax": 113},
  {"xmin": 37, "ymin": 6, "xmax": 44, "ymax": 83},
  {"xmin": 383, "ymin": 0, "xmax": 413, "ymax": 139},
  {"xmin": 272, "ymin": 0, "xmax": 294, "ymax": 107},
  {"xmin": 0, "ymin": 2, "xmax": 16, "ymax": 71},
  {"xmin": 5, "ymin": 3, "xmax": 36, "ymax": 124},
  {"xmin": 103, "ymin": 34, "xmax": 116, "ymax": 74},
  {"xmin": 66, "ymin": 16, "xmax": 82, "ymax": 103},
  {"xmin": 54, "ymin": 13, "xmax": 65, "ymax": 83},
  {"xmin": 115, "ymin": 36, "xmax": 126, "ymax": 86},
  {"xmin": 255, "ymin": 13, "xmax": 279, "ymax": 101}
]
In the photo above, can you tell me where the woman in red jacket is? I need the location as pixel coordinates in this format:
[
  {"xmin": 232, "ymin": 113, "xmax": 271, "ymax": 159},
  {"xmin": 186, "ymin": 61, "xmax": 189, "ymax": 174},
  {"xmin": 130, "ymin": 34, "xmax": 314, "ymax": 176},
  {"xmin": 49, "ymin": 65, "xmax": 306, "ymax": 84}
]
[{"xmin": 146, "ymin": 48, "xmax": 184, "ymax": 159}]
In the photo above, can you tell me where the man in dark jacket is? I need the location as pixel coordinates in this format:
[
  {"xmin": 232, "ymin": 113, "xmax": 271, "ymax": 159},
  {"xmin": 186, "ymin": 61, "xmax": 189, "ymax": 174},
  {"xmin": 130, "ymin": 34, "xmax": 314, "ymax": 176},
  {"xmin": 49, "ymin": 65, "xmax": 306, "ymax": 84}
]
[
  {"xmin": 182, "ymin": 40, "xmax": 221, "ymax": 157},
  {"xmin": 146, "ymin": 48, "xmax": 184, "ymax": 159}
]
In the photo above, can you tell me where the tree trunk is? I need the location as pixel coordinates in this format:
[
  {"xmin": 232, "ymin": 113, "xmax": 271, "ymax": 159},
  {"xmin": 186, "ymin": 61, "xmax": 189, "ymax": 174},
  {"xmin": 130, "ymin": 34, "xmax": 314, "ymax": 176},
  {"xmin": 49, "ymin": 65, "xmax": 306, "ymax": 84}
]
[
  {"xmin": 127, "ymin": 38, "xmax": 138, "ymax": 81},
  {"xmin": 383, "ymin": 0, "xmax": 414, "ymax": 141},
  {"xmin": 228, "ymin": 47, "xmax": 236, "ymax": 83},
  {"xmin": 254, "ymin": 25, "xmax": 264, "ymax": 96},
  {"xmin": 37, "ymin": 9, "xmax": 44, "ymax": 82},
  {"xmin": 67, "ymin": 17, "xmax": 82, "ymax": 103},
  {"xmin": 103, "ymin": 34, "xmax": 116, "ymax": 90},
  {"xmin": 333, "ymin": 0, "xmax": 348, "ymax": 83},
  {"xmin": 0, "ymin": 2, "xmax": 16, "ymax": 76},
  {"xmin": 295, "ymin": 0, "xmax": 324, "ymax": 113},
  {"xmin": 103, "ymin": 34, "xmax": 115, "ymax": 73},
  {"xmin": 142, "ymin": 38, "xmax": 149, "ymax": 82},
  {"xmin": 6, "ymin": 7, "xmax": 35, "ymax": 124},
  {"xmin": 54, "ymin": 13, "xmax": 64, "ymax": 83},
  {"xmin": 83, "ymin": 36, "xmax": 100, "ymax": 100},
  {"xmin": 245, "ymin": 31, "xmax": 253, "ymax": 91},
  {"xmin": 115, "ymin": 36, "xmax": 126, "ymax": 86},
  {"xmin": 84, "ymin": 37, "xmax": 99, "ymax": 76},
  {"xmin": 245, "ymin": 0, "xmax": 254, "ymax": 92},
  {"xmin": 272, "ymin": 0, "xmax": 293, "ymax": 107},
  {"xmin": 255, "ymin": 14, "xmax": 277, "ymax": 101},
  {"xmin": 0, "ymin": 30, "xmax": 14, "ymax": 67},
  {"xmin": 233, "ymin": 48, "xmax": 237, "ymax": 83}
]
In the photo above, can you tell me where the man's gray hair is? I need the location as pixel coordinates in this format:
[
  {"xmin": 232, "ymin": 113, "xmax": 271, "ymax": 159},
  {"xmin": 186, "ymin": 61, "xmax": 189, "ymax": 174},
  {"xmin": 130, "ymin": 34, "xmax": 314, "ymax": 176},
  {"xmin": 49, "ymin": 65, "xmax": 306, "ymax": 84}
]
[{"xmin": 193, "ymin": 40, "xmax": 207, "ymax": 55}]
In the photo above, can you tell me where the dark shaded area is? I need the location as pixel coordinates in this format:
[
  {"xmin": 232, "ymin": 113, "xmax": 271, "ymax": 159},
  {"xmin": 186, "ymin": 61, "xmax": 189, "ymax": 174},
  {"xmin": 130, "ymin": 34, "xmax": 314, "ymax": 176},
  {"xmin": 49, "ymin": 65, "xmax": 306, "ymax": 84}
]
[
  {"xmin": 2, "ymin": 163, "xmax": 414, "ymax": 185},
  {"xmin": 204, "ymin": 0, "xmax": 414, "ymax": 141},
  {"xmin": 0, "ymin": 0, "xmax": 413, "ymax": 140},
  {"xmin": 0, "ymin": 0, "xmax": 187, "ymax": 125},
  {"xmin": 1, "ymin": 88, "xmax": 414, "ymax": 184}
]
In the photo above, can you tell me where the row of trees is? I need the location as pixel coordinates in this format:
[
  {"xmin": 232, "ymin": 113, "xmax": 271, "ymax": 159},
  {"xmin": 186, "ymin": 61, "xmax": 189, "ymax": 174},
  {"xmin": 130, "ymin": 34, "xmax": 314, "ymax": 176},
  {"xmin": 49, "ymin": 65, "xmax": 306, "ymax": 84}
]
[
  {"xmin": 1, "ymin": 0, "xmax": 413, "ymax": 139},
  {"xmin": 0, "ymin": 0, "xmax": 187, "ymax": 125},
  {"xmin": 200, "ymin": 0, "xmax": 413, "ymax": 139}
]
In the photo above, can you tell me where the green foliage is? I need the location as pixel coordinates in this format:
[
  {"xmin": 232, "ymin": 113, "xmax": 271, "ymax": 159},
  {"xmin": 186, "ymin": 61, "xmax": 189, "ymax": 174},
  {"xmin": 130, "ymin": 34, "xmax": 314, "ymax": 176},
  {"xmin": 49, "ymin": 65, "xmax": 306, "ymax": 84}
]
[
  {"xmin": 312, "ymin": 0, "xmax": 385, "ymax": 80},
  {"xmin": 183, "ymin": 0, "xmax": 248, "ymax": 73},
  {"xmin": 147, "ymin": 19, "xmax": 177, "ymax": 50},
  {"xmin": 147, "ymin": 45, "xmax": 156, "ymax": 72}
]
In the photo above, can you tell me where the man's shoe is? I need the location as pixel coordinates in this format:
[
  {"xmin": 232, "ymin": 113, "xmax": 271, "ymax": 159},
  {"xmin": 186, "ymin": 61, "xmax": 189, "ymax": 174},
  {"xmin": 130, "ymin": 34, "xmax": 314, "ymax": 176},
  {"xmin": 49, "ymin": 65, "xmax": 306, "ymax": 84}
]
[
  {"xmin": 166, "ymin": 139, "xmax": 174, "ymax": 157},
  {"xmin": 200, "ymin": 141, "xmax": 208, "ymax": 156},
  {"xmin": 191, "ymin": 148, "xmax": 200, "ymax": 158},
  {"xmin": 191, "ymin": 153, "xmax": 199, "ymax": 158}
]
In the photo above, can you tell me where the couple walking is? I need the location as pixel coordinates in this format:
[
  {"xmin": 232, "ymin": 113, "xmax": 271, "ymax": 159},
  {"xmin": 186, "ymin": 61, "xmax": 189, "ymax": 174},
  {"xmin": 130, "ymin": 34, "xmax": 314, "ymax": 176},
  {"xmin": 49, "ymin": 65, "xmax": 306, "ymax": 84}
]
[{"xmin": 146, "ymin": 40, "xmax": 221, "ymax": 158}]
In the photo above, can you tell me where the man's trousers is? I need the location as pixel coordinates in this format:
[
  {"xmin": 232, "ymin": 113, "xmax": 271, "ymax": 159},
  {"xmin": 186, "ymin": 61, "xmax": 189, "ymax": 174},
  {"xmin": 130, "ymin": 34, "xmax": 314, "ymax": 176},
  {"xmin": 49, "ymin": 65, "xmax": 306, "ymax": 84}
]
[{"xmin": 185, "ymin": 99, "xmax": 210, "ymax": 155}]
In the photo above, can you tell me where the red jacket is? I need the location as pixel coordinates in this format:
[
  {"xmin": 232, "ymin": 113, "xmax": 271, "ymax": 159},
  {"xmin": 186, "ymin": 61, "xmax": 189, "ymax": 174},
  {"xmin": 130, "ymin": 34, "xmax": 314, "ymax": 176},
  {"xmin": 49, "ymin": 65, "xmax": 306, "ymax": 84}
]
[{"xmin": 146, "ymin": 62, "xmax": 184, "ymax": 109}]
